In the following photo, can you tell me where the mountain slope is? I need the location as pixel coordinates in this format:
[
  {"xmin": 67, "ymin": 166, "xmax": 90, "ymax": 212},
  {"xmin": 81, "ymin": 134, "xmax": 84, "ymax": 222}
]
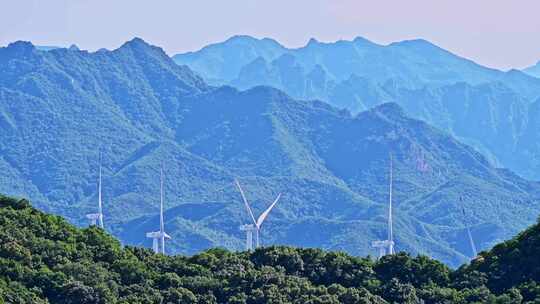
[
  {"xmin": 524, "ymin": 61, "xmax": 540, "ymax": 78},
  {"xmin": 174, "ymin": 36, "xmax": 540, "ymax": 99},
  {"xmin": 1, "ymin": 39, "xmax": 540, "ymax": 267},
  {"xmin": 174, "ymin": 35, "xmax": 287, "ymax": 85},
  {"xmin": 173, "ymin": 36, "xmax": 540, "ymax": 180}
]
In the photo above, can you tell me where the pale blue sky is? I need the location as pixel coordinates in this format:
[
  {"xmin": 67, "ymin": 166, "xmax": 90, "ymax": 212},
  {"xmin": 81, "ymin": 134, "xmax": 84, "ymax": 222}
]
[{"xmin": 1, "ymin": 0, "xmax": 539, "ymax": 70}]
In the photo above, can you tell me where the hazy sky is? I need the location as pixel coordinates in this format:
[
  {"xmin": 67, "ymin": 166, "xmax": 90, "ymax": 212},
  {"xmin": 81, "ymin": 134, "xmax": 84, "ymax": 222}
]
[{"xmin": 1, "ymin": 0, "xmax": 539, "ymax": 70}]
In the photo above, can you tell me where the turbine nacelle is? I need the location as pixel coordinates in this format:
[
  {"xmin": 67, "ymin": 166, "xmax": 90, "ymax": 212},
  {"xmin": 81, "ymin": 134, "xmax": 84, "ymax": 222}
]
[
  {"xmin": 371, "ymin": 240, "xmax": 394, "ymax": 258},
  {"xmin": 146, "ymin": 230, "xmax": 172, "ymax": 254},
  {"xmin": 146, "ymin": 231, "xmax": 171, "ymax": 239},
  {"xmin": 239, "ymin": 224, "xmax": 255, "ymax": 231},
  {"xmin": 371, "ymin": 240, "xmax": 394, "ymax": 247},
  {"xmin": 86, "ymin": 213, "xmax": 102, "ymax": 226}
]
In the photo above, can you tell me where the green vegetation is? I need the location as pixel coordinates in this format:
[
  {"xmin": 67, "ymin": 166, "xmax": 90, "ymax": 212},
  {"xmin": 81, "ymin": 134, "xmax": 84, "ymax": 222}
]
[
  {"xmin": 1, "ymin": 194, "xmax": 539, "ymax": 303},
  {"xmin": 2, "ymin": 39, "xmax": 540, "ymax": 267}
]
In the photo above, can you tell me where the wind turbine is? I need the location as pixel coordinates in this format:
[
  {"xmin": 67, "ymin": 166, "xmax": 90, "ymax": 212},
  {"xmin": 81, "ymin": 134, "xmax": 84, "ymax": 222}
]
[
  {"xmin": 372, "ymin": 154, "xmax": 395, "ymax": 257},
  {"xmin": 460, "ymin": 196, "xmax": 477, "ymax": 258},
  {"xmin": 235, "ymin": 179, "xmax": 281, "ymax": 249},
  {"xmin": 86, "ymin": 155, "xmax": 104, "ymax": 229},
  {"xmin": 387, "ymin": 154, "xmax": 395, "ymax": 255},
  {"xmin": 146, "ymin": 165, "xmax": 171, "ymax": 254}
]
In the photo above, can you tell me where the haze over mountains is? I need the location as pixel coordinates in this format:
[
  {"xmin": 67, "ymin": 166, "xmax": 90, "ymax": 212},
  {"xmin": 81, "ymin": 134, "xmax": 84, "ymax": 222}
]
[
  {"xmin": 1, "ymin": 38, "xmax": 540, "ymax": 267},
  {"xmin": 174, "ymin": 35, "xmax": 540, "ymax": 180}
]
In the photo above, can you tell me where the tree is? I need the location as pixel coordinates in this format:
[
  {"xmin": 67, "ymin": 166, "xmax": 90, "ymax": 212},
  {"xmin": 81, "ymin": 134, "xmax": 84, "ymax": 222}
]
[
  {"xmin": 381, "ymin": 278, "xmax": 420, "ymax": 304},
  {"xmin": 163, "ymin": 287, "xmax": 197, "ymax": 304},
  {"xmin": 61, "ymin": 281, "xmax": 100, "ymax": 304}
]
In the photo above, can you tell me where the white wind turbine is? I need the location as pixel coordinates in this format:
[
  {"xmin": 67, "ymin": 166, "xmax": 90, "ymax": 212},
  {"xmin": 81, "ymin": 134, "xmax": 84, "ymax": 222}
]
[
  {"xmin": 372, "ymin": 154, "xmax": 395, "ymax": 258},
  {"xmin": 86, "ymin": 155, "xmax": 104, "ymax": 229},
  {"xmin": 235, "ymin": 179, "xmax": 281, "ymax": 249},
  {"xmin": 146, "ymin": 165, "xmax": 171, "ymax": 254},
  {"xmin": 387, "ymin": 154, "xmax": 395, "ymax": 255}
]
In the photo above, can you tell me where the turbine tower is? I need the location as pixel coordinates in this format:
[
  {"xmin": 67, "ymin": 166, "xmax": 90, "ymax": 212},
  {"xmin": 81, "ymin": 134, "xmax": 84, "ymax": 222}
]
[
  {"xmin": 86, "ymin": 155, "xmax": 104, "ymax": 229},
  {"xmin": 146, "ymin": 165, "xmax": 171, "ymax": 254},
  {"xmin": 371, "ymin": 154, "xmax": 395, "ymax": 258},
  {"xmin": 387, "ymin": 154, "xmax": 395, "ymax": 255},
  {"xmin": 461, "ymin": 196, "xmax": 477, "ymax": 258},
  {"xmin": 235, "ymin": 179, "xmax": 281, "ymax": 248},
  {"xmin": 239, "ymin": 224, "xmax": 255, "ymax": 250}
]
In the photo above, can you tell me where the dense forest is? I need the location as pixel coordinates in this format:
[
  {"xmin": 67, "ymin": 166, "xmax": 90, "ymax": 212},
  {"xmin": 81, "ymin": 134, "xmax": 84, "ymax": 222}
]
[{"xmin": 0, "ymin": 194, "xmax": 539, "ymax": 303}]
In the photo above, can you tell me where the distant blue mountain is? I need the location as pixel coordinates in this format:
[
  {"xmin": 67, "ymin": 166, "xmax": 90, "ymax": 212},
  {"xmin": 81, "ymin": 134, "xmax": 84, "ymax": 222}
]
[
  {"xmin": 524, "ymin": 61, "xmax": 540, "ymax": 78},
  {"xmin": 174, "ymin": 36, "xmax": 540, "ymax": 98},
  {"xmin": 175, "ymin": 35, "xmax": 287, "ymax": 85},
  {"xmin": 2, "ymin": 39, "xmax": 540, "ymax": 267},
  {"xmin": 173, "ymin": 36, "xmax": 540, "ymax": 180}
]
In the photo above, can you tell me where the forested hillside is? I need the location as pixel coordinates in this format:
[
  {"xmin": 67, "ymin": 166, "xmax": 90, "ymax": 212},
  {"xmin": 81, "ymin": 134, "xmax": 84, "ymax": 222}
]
[
  {"xmin": 1, "ymin": 194, "xmax": 539, "ymax": 303},
  {"xmin": 2, "ymin": 39, "xmax": 540, "ymax": 266}
]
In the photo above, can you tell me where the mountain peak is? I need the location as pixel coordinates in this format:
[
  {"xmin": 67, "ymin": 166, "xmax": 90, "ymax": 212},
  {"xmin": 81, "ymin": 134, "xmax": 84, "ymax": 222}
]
[
  {"xmin": 352, "ymin": 36, "xmax": 375, "ymax": 45},
  {"xmin": 223, "ymin": 35, "xmax": 284, "ymax": 49},
  {"xmin": 118, "ymin": 37, "xmax": 170, "ymax": 58},
  {"xmin": 7, "ymin": 40, "xmax": 35, "ymax": 52},
  {"xmin": 261, "ymin": 37, "xmax": 281, "ymax": 45},
  {"xmin": 390, "ymin": 38, "xmax": 436, "ymax": 48},
  {"xmin": 225, "ymin": 35, "xmax": 259, "ymax": 44},
  {"xmin": 121, "ymin": 37, "xmax": 152, "ymax": 49},
  {"xmin": 3, "ymin": 41, "xmax": 37, "ymax": 57},
  {"xmin": 306, "ymin": 38, "xmax": 320, "ymax": 46}
]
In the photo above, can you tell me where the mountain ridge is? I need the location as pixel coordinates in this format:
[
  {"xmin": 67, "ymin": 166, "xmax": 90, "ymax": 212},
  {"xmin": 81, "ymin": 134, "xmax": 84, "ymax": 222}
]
[
  {"xmin": 2, "ymin": 38, "xmax": 540, "ymax": 267},
  {"xmin": 173, "ymin": 35, "xmax": 540, "ymax": 180}
]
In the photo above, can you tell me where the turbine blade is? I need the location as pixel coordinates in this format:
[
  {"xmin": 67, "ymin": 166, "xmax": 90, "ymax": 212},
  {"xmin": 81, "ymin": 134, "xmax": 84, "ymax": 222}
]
[
  {"xmin": 98, "ymin": 156, "xmax": 103, "ymax": 214},
  {"xmin": 98, "ymin": 152, "xmax": 104, "ymax": 229},
  {"xmin": 235, "ymin": 179, "xmax": 257, "ymax": 225},
  {"xmin": 256, "ymin": 193, "xmax": 281, "ymax": 228},
  {"xmin": 160, "ymin": 164, "xmax": 165, "ymax": 234},
  {"xmin": 466, "ymin": 226, "xmax": 477, "ymax": 257},
  {"xmin": 388, "ymin": 153, "xmax": 393, "ymax": 243}
]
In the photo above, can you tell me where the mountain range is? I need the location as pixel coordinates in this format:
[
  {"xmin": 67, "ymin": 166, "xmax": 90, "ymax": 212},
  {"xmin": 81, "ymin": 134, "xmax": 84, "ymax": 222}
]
[
  {"xmin": 174, "ymin": 35, "xmax": 540, "ymax": 180},
  {"xmin": 1, "ymin": 38, "xmax": 540, "ymax": 267}
]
